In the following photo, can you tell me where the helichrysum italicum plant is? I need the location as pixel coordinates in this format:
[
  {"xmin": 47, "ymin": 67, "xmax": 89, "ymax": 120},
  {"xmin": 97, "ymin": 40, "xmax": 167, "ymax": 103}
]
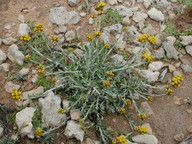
[
  {"xmin": 113, "ymin": 135, "xmax": 127, "ymax": 144},
  {"xmin": 35, "ymin": 128, "xmax": 43, "ymax": 138},
  {"xmin": 34, "ymin": 24, "xmax": 44, "ymax": 33},
  {"xmin": 20, "ymin": 34, "xmax": 31, "ymax": 42},
  {"xmin": 11, "ymin": 89, "xmax": 22, "ymax": 100},
  {"xmin": 171, "ymin": 75, "xmax": 183, "ymax": 87},
  {"xmin": 136, "ymin": 126, "xmax": 148, "ymax": 134},
  {"xmin": 141, "ymin": 53, "xmax": 155, "ymax": 63},
  {"xmin": 138, "ymin": 113, "xmax": 147, "ymax": 121},
  {"xmin": 52, "ymin": 36, "xmax": 59, "ymax": 43},
  {"xmin": 166, "ymin": 85, "xmax": 173, "ymax": 95}
]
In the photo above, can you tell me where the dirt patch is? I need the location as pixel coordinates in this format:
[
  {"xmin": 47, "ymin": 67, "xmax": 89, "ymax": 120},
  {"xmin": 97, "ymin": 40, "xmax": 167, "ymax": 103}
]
[{"xmin": 175, "ymin": 6, "xmax": 192, "ymax": 32}]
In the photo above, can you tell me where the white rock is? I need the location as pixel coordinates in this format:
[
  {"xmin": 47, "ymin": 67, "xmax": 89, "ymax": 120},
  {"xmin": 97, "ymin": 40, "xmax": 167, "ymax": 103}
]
[
  {"xmin": 64, "ymin": 120, "xmax": 85, "ymax": 142},
  {"xmin": 80, "ymin": 12, "xmax": 86, "ymax": 17},
  {"xmin": 132, "ymin": 134, "xmax": 158, "ymax": 144},
  {"xmin": 143, "ymin": 0, "xmax": 153, "ymax": 9},
  {"xmin": 50, "ymin": 7, "xmax": 81, "ymax": 25},
  {"xmin": 140, "ymin": 70, "xmax": 160, "ymax": 82},
  {"xmin": 180, "ymin": 36, "xmax": 192, "ymax": 46},
  {"xmin": 18, "ymin": 23, "xmax": 30, "ymax": 36},
  {"xmin": 147, "ymin": 8, "xmax": 165, "ymax": 22},
  {"xmin": 114, "ymin": 6, "xmax": 133, "ymax": 17},
  {"xmin": 0, "ymin": 63, "xmax": 10, "ymax": 72},
  {"xmin": 7, "ymin": 44, "xmax": 24, "ymax": 65},
  {"xmin": 4, "ymin": 82, "xmax": 20, "ymax": 93},
  {"xmin": 2, "ymin": 37, "xmax": 17, "ymax": 45},
  {"xmin": 154, "ymin": 48, "xmax": 165, "ymax": 59},
  {"xmin": 168, "ymin": 64, "xmax": 176, "ymax": 72},
  {"xmin": 142, "ymin": 24, "xmax": 156, "ymax": 35},
  {"xmin": 63, "ymin": 100, "xmax": 70, "ymax": 109},
  {"xmin": 11, "ymin": 134, "xmax": 19, "ymax": 141},
  {"xmin": 122, "ymin": 16, "xmax": 130, "ymax": 26},
  {"xmin": 166, "ymin": 36, "xmax": 176, "ymax": 43},
  {"xmin": 186, "ymin": 45, "xmax": 192, "ymax": 57},
  {"xmin": 116, "ymin": 34, "xmax": 126, "ymax": 50},
  {"xmin": 111, "ymin": 54, "xmax": 126, "ymax": 64},
  {"xmin": 106, "ymin": 0, "xmax": 118, "ymax": 5},
  {"xmin": 0, "ymin": 39, "xmax": 2, "ymax": 45},
  {"xmin": 4, "ymin": 25, "xmax": 11, "ymax": 29},
  {"xmin": 128, "ymin": 25, "xmax": 140, "ymax": 40},
  {"xmin": 18, "ymin": 15, "xmax": 25, "ymax": 23},
  {"xmin": 163, "ymin": 42, "xmax": 179, "ymax": 59},
  {"xmin": 140, "ymin": 102, "xmax": 154, "ymax": 116},
  {"xmin": 0, "ymin": 125, "xmax": 3, "ymax": 137},
  {"xmin": 89, "ymin": 18, "xmax": 95, "ymax": 25},
  {"xmin": 70, "ymin": 109, "xmax": 80, "ymax": 120},
  {"xmin": 133, "ymin": 12, "xmax": 148, "ymax": 23},
  {"xmin": 19, "ymin": 68, "xmax": 30, "ymax": 76},
  {"xmin": 0, "ymin": 50, "xmax": 7, "ymax": 64},
  {"xmin": 55, "ymin": 25, "xmax": 67, "ymax": 34},
  {"xmin": 39, "ymin": 91, "xmax": 67, "ymax": 127},
  {"xmin": 148, "ymin": 61, "xmax": 163, "ymax": 71},
  {"xmin": 16, "ymin": 107, "xmax": 36, "ymax": 138},
  {"xmin": 31, "ymin": 74, "xmax": 38, "ymax": 83},
  {"xmin": 103, "ymin": 24, "xmax": 122, "ymax": 34},
  {"xmin": 65, "ymin": 30, "xmax": 76, "ymax": 41},
  {"xmin": 68, "ymin": 0, "xmax": 81, "ymax": 6},
  {"xmin": 22, "ymin": 99, "xmax": 32, "ymax": 107},
  {"xmin": 74, "ymin": 49, "xmax": 83, "ymax": 58},
  {"xmin": 23, "ymin": 86, "xmax": 44, "ymax": 99}
]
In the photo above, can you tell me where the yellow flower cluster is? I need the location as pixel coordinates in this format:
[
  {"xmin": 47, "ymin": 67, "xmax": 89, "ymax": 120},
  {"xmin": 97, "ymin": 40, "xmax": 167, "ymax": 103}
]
[
  {"xmin": 12, "ymin": 89, "xmax": 22, "ymax": 100},
  {"xmin": 113, "ymin": 135, "xmax": 127, "ymax": 144},
  {"xmin": 125, "ymin": 99, "xmax": 132, "ymax": 105},
  {"xmin": 104, "ymin": 43, "xmax": 110, "ymax": 49},
  {"xmin": 94, "ymin": 31, "xmax": 101, "ymax": 37},
  {"xmin": 166, "ymin": 85, "xmax": 173, "ymax": 95},
  {"xmin": 90, "ymin": 14, "xmax": 96, "ymax": 18},
  {"xmin": 118, "ymin": 108, "xmax": 125, "ymax": 114},
  {"xmin": 136, "ymin": 126, "xmax": 148, "ymax": 135},
  {"xmin": 138, "ymin": 113, "xmax": 147, "ymax": 120},
  {"xmin": 97, "ymin": 10, "xmax": 103, "ymax": 15},
  {"xmin": 95, "ymin": 2, "xmax": 106, "ymax": 11},
  {"xmin": 80, "ymin": 42, "xmax": 84, "ymax": 46},
  {"xmin": 107, "ymin": 71, "xmax": 115, "ymax": 78},
  {"xmin": 51, "ymin": 77, "xmax": 57, "ymax": 83},
  {"xmin": 123, "ymin": 26, "xmax": 128, "ymax": 31},
  {"xmin": 146, "ymin": 96, "xmax": 152, "ymax": 101},
  {"xmin": 52, "ymin": 36, "xmax": 59, "ymax": 43},
  {"xmin": 103, "ymin": 80, "xmax": 110, "ymax": 88},
  {"xmin": 37, "ymin": 65, "xmax": 46, "ymax": 77},
  {"xmin": 68, "ymin": 47, "xmax": 74, "ymax": 52},
  {"xmin": 81, "ymin": 96, "xmax": 86, "ymax": 100},
  {"xmin": 141, "ymin": 53, "xmax": 155, "ymax": 63},
  {"xmin": 24, "ymin": 55, "xmax": 31, "ymax": 61},
  {"xmin": 35, "ymin": 128, "xmax": 43, "ymax": 138},
  {"xmin": 34, "ymin": 24, "xmax": 44, "ymax": 33},
  {"xmin": 57, "ymin": 108, "xmax": 65, "ymax": 114},
  {"xmin": 20, "ymin": 34, "xmax": 31, "ymax": 42},
  {"xmin": 86, "ymin": 33, "xmax": 93, "ymax": 41},
  {"xmin": 78, "ymin": 118, "xmax": 84, "ymax": 123},
  {"xmin": 171, "ymin": 75, "xmax": 183, "ymax": 87},
  {"xmin": 138, "ymin": 34, "xmax": 157, "ymax": 44}
]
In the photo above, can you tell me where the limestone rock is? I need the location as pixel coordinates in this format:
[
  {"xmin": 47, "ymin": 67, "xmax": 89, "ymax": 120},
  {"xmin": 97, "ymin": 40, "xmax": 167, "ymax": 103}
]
[
  {"xmin": 103, "ymin": 24, "xmax": 122, "ymax": 35},
  {"xmin": 39, "ymin": 91, "xmax": 67, "ymax": 127},
  {"xmin": 16, "ymin": 107, "xmax": 36, "ymax": 139},
  {"xmin": 140, "ymin": 70, "xmax": 160, "ymax": 82},
  {"xmin": 154, "ymin": 48, "xmax": 165, "ymax": 59},
  {"xmin": 65, "ymin": 30, "xmax": 76, "ymax": 41},
  {"xmin": 7, "ymin": 44, "xmax": 24, "ymax": 65},
  {"xmin": 106, "ymin": 0, "xmax": 118, "ymax": 5},
  {"xmin": 2, "ymin": 37, "xmax": 17, "ymax": 45},
  {"xmin": 64, "ymin": 120, "xmax": 85, "ymax": 142},
  {"xmin": 140, "ymin": 102, "xmax": 154, "ymax": 116},
  {"xmin": 147, "ymin": 8, "xmax": 164, "ymax": 22},
  {"xmin": 0, "ymin": 63, "xmax": 10, "ymax": 72},
  {"xmin": 185, "ymin": 45, "xmax": 192, "ymax": 57},
  {"xmin": 143, "ymin": 0, "xmax": 153, "ymax": 9},
  {"xmin": 19, "ymin": 68, "xmax": 30, "ymax": 76},
  {"xmin": 163, "ymin": 42, "xmax": 179, "ymax": 59},
  {"xmin": 142, "ymin": 24, "xmax": 156, "ymax": 35},
  {"xmin": 23, "ymin": 86, "xmax": 44, "ymax": 99},
  {"xmin": 0, "ymin": 50, "xmax": 7, "ymax": 64},
  {"xmin": 133, "ymin": 11, "xmax": 148, "ymax": 23},
  {"xmin": 70, "ymin": 109, "xmax": 80, "ymax": 120},
  {"xmin": 68, "ymin": 0, "xmax": 81, "ymax": 6},
  {"xmin": 4, "ymin": 81, "xmax": 20, "ymax": 93},
  {"xmin": 180, "ymin": 36, "xmax": 192, "ymax": 46},
  {"xmin": 132, "ymin": 134, "xmax": 158, "ymax": 144},
  {"xmin": 114, "ymin": 6, "xmax": 133, "ymax": 17},
  {"xmin": 18, "ymin": 23, "xmax": 30, "ymax": 36},
  {"xmin": 148, "ymin": 61, "xmax": 163, "ymax": 71}
]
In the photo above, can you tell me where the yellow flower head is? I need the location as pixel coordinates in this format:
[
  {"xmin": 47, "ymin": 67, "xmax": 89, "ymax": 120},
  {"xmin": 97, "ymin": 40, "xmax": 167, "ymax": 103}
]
[
  {"xmin": 81, "ymin": 96, "xmax": 87, "ymax": 100},
  {"xmin": 141, "ymin": 53, "xmax": 155, "ymax": 63},
  {"xmin": 118, "ymin": 108, "xmax": 125, "ymax": 114},
  {"xmin": 24, "ymin": 55, "xmax": 31, "ymax": 61},
  {"xmin": 94, "ymin": 31, "xmax": 101, "ymax": 37},
  {"xmin": 138, "ymin": 34, "xmax": 149, "ymax": 43},
  {"xmin": 90, "ymin": 14, "xmax": 96, "ymax": 18},
  {"xmin": 136, "ymin": 126, "xmax": 148, "ymax": 135},
  {"xmin": 37, "ymin": 64, "xmax": 43, "ymax": 70},
  {"xmin": 80, "ymin": 41, "xmax": 84, "ymax": 46},
  {"xmin": 116, "ymin": 47, "xmax": 121, "ymax": 51},
  {"xmin": 97, "ymin": 10, "xmax": 103, "ymax": 15},
  {"xmin": 165, "ymin": 85, "xmax": 173, "ymax": 95},
  {"xmin": 107, "ymin": 71, "xmax": 115, "ymax": 78},
  {"xmin": 125, "ymin": 99, "xmax": 132, "ymax": 105},
  {"xmin": 146, "ymin": 96, "xmax": 152, "ymax": 101},
  {"xmin": 78, "ymin": 118, "xmax": 84, "ymax": 123},
  {"xmin": 113, "ymin": 135, "xmax": 127, "ymax": 144},
  {"xmin": 57, "ymin": 108, "xmax": 65, "ymax": 114},
  {"xmin": 52, "ymin": 36, "xmax": 59, "ymax": 43},
  {"xmin": 34, "ymin": 23, "xmax": 44, "ymax": 33},
  {"xmin": 104, "ymin": 43, "xmax": 110, "ymax": 49},
  {"xmin": 138, "ymin": 113, "xmax": 147, "ymax": 120},
  {"xmin": 171, "ymin": 75, "xmax": 183, "ymax": 87},
  {"xmin": 86, "ymin": 33, "xmax": 93, "ymax": 41},
  {"xmin": 123, "ymin": 26, "xmax": 128, "ymax": 31},
  {"xmin": 37, "ymin": 69, "xmax": 46, "ymax": 77},
  {"xmin": 95, "ymin": 2, "xmax": 106, "ymax": 11},
  {"xmin": 103, "ymin": 80, "xmax": 110, "ymax": 88},
  {"xmin": 148, "ymin": 36, "xmax": 157, "ymax": 44},
  {"xmin": 11, "ymin": 89, "xmax": 22, "ymax": 100},
  {"xmin": 35, "ymin": 128, "xmax": 43, "ymax": 138},
  {"xmin": 20, "ymin": 34, "xmax": 31, "ymax": 42},
  {"xmin": 51, "ymin": 77, "xmax": 57, "ymax": 83},
  {"xmin": 68, "ymin": 47, "xmax": 74, "ymax": 52}
]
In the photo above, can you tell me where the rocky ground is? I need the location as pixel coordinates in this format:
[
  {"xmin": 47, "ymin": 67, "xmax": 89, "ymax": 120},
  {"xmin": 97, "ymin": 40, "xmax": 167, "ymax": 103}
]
[{"xmin": 0, "ymin": 0, "xmax": 192, "ymax": 144}]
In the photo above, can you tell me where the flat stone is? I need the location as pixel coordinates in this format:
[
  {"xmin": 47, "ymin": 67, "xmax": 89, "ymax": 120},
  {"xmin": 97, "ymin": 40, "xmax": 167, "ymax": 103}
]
[
  {"xmin": 70, "ymin": 109, "xmax": 80, "ymax": 120},
  {"xmin": 140, "ymin": 102, "xmax": 154, "ymax": 116},
  {"xmin": 147, "ymin": 8, "xmax": 164, "ymax": 22},
  {"xmin": 22, "ymin": 86, "xmax": 44, "ymax": 99},
  {"xmin": 140, "ymin": 70, "xmax": 160, "ymax": 82},
  {"xmin": 142, "ymin": 24, "xmax": 156, "ymax": 35},
  {"xmin": 18, "ymin": 23, "xmax": 30, "ymax": 36},
  {"xmin": 114, "ymin": 6, "xmax": 133, "ymax": 17},
  {"xmin": 65, "ymin": 30, "xmax": 76, "ymax": 41},
  {"xmin": 4, "ymin": 81, "xmax": 20, "ymax": 93},
  {"xmin": 185, "ymin": 45, "xmax": 192, "ymax": 57},
  {"xmin": 133, "ymin": 11, "xmax": 148, "ymax": 23},
  {"xmin": 148, "ymin": 61, "xmax": 163, "ymax": 71},
  {"xmin": 163, "ymin": 42, "xmax": 179, "ymax": 59},
  {"xmin": 2, "ymin": 37, "xmax": 17, "ymax": 45},
  {"xmin": 103, "ymin": 24, "xmax": 122, "ymax": 35},
  {"xmin": 180, "ymin": 36, "xmax": 192, "ymax": 46},
  {"xmin": 68, "ymin": 0, "xmax": 81, "ymax": 6},
  {"xmin": 0, "ymin": 50, "xmax": 7, "ymax": 64},
  {"xmin": 132, "ymin": 134, "xmax": 158, "ymax": 144},
  {"xmin": 0, "ymin": 63, "xmax": 10, "ymax": 72},
  {"xmin": 19, "ymin": 68, "xmax": 30, "ymax": 76}
]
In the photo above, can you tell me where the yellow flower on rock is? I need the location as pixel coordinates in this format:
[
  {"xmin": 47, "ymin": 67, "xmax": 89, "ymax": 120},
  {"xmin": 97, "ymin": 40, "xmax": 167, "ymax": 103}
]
[
  {"xmin": 20, "ymin": 34, "xmax": 31, "ymax": 42},
  {"xmin": 141, "ymin": 53, "xmax": 155, "ymax": 63},
  {"xmin": 113, "ymin": 135, "xmax": 127, "ymax": 144},
  {"xmin": 118, "ymin": 108, "xmax": 125, "ymax": 114},
  {"xmin": 171, "ymin": 75, "xmax": 183, "ymax": 87},
  {"xmin": 136, "ymin": 126, "xmax": 148, "ymax": 134},
  {"xmin": 107, "ymin": 71, "xmax": 115, "ymax": 78},
  {"xmin": 138, "ymin": 113, "xmax": 147, "ymax": 120},
  {"xmin": 165, "ymin": 85, "xmax": 173, "ymax": 95},
  {"xmin": 86, "ymin": 33, "xmax": 93, "ymax": 41},
  {"xmin": 24, "ymin": 55, "xmax": 31, "ymax": 61},
  {"xmin": 78, "ymin": 119, "xmax": 84, "ymax": 123},
  {"xmin": 34, "ymin": 23, "xmax": 44, "ymax": 33},
  {"xmin": 94, "ymin": 31, "xmax": 101, "ymax": 37},
  {"xmin": 12, "ymin": 89, "xmax": 22, "ymax": 100},
  {"xmin": 52, "ymin": 36, "xmax": 59, "ymax": 43},
  {"xmin": 35, "ymin": 128, "xmax": 43, "ymax": 138},
  {"xmin": 57, "ymin": 108, "xmax": 65, "ymax": 114},
  {"xmin": 103, "ymin": 80, "xmax": 110, "ymax": 88}
]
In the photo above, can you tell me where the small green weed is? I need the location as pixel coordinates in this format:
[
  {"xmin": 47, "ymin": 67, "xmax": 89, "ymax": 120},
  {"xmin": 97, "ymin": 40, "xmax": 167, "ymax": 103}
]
[
  {"xmin": 165, "ymin": 22, "xmax": 180, "ymax": 37},
  {"xmin": 7, "ymin": 112, "xmax": 16, "ymax": 125},
  {"xmin": 101, "ymin": 8, "xmax": 122, "ymax": 27},
  {"xmin": 36, "ymin": 77, "xmax": 54, "ymax": 90},
  {"xmin": 81, "ymin": 3, "xmax": 88, "ymax": 11},
  {"xmin": 1, "ymin": 137, "xmax": 16, "ymax": 144},
  {"xmin": 179, "ymin": 0, "xmax": 192, "ymax": 6},
  {"xmin": 32, "ymin": 106, "xmax": 42, "ymax": 129},
  {"xmin": 162, "ymin": 56, "xmax": 171, "ymax": 63}
]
